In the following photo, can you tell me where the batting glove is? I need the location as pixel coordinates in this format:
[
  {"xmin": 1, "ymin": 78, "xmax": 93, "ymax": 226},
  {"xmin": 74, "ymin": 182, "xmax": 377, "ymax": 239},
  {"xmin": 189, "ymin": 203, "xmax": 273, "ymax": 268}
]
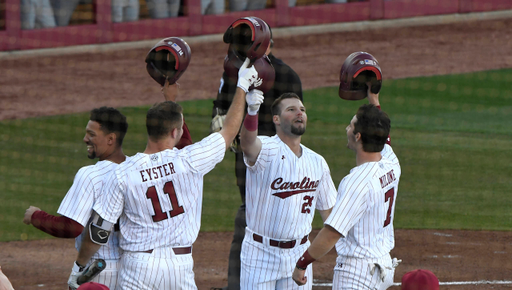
[
  {"xmin": 246, "ymin": 89, "xmax": 264, "ymax": 115},
  {"xmin": 392, "ymin": 257, "xmax": 402, "ymax": 268},
  {"xmin": 369, "ymin": 263, "xmax": 390, "ymax": 282},
  {"xmin": 237, "ymin": 58, "xmax": 258, "ymax": 93},
  {"xmin": 68, "ymin": 261, "xmax": 84, "ymax": 290}
]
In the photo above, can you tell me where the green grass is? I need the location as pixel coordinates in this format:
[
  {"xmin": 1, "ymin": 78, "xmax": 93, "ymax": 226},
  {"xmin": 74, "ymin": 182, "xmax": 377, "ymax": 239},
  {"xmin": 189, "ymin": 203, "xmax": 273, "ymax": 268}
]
[{"xmin": 1, "ymin": 68, "xmax": 512, "ymax": 242}]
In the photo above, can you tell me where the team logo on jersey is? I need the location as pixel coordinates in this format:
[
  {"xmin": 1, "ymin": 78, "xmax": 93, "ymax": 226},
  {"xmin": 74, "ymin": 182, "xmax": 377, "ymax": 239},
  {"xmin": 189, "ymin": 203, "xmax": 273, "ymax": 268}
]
[
  {"xmin": 271, "ymin": 177, "xmax": 319, "ymax": 199},
  {"xmin": 151, "ymin": 155, "xmax": 159, "ymax": 161}
]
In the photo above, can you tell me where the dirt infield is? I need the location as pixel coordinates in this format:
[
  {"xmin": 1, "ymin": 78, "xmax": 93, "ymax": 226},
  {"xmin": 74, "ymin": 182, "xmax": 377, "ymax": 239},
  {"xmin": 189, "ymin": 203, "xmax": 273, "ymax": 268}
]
[{"xmin": 2, "ymin": 14, "xmax": 512, "ymax": 290}]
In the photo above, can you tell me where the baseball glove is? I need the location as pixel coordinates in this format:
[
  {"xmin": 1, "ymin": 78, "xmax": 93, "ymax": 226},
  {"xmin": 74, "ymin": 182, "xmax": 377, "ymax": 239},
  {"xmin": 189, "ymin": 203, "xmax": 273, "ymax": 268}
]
[
  {"xmin": 209, "ymin": 109, "xmax": 240, "ymax": 153},
  {"xmin": 210, "ymin": 114, "xmax": 226, "ymax": 133}
]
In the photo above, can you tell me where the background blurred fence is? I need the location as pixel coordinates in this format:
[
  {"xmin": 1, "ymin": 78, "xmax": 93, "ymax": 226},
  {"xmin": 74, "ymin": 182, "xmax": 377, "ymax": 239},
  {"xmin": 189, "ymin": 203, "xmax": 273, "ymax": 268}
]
[{"xmin": 1, "ymin": 0, "xmax": 511, "ymax": 52}]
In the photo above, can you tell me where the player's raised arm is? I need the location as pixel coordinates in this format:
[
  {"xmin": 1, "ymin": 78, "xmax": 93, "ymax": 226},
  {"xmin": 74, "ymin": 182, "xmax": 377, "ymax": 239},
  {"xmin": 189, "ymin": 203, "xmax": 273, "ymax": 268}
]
[
  {"xmin": 367, "ymin": 81, "xmax": 380, "ymax": 108},
  {"xmin": 366, "ymin": 82, "xmax": 391, "ymax": 145},
  {"xmin": 240, "ymin": 89, "xmax": 264, "ymax": 165},
  {"xmin": 219, "ymin": 58, "xmax": 258, "ymax": 151},
  {"xmin": 162, "ymin": 80, "xmax": 193, "ymax": 148}
]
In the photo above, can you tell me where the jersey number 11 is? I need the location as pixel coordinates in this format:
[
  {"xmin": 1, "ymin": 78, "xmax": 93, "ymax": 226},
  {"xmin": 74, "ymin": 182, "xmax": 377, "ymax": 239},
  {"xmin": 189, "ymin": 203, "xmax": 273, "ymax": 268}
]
[{"xmin": 146, "ymin": 181, "xmax": 185, "ymax": 222}]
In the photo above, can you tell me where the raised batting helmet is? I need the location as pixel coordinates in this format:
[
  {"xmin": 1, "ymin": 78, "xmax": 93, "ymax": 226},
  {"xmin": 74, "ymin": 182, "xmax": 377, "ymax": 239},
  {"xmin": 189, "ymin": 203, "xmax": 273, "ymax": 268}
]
[
  {"xmin": 338, "ymin": 51, "xmax": 382, "ymax": 101},
  {"xmin": 224, "ymin": 49, "xmax": 275, "ymax": 93},
  {"xmin": 145, "ymin": 37, "xmax": 192, "ymax": 86},
  {"xmin": 223, "ymin": 16, "xmax": 271, "ymax": 62}
]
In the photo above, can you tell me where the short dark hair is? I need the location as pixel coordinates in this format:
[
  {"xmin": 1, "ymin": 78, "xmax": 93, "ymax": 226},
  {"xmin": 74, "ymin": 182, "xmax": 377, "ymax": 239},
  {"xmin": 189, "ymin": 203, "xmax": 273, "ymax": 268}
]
[
  {"xmin": 89, "ymin": 107, "xmax": 128, "ymax": 146},
  {"xmin": 271, "ymin": 92, "xmax": 301, "ymax": 116},
  {"xmin": 146, "ymin": 101, "xmax": 183, "ymax": 141},
  {"xmin": 354, "ymin": 104, "xmax": 390, "ymax": 152}
]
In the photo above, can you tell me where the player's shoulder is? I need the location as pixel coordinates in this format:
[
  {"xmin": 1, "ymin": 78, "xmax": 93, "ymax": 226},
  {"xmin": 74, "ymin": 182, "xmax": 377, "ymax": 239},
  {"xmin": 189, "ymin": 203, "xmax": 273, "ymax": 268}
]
[
  {"xmin": 75, "ymin": 161, "xmax": 107, "ymax": 176},
  {"xmin": 120, "ymin": 153, "xmax": 146, "ymax": 167},
  {"xmin": 259, "ymin": 135, "xmax": 277, "ymax": 145},
  {"xmin": 301, "ymin": 144, "xmax": 327, "ymax": 161},
  {"xmin": 381, "ymin": 144, "xmax": 400, "ymax": 165}
]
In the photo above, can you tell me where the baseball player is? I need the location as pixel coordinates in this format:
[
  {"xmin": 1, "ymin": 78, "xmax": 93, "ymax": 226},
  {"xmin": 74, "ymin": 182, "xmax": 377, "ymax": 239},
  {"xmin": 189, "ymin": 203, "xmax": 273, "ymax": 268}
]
[
  {"xmin": 239, "ymin": 91, "xmax": 337, "ymax": 289},
  {"xmin": 292, "ymin": 86, "xmax": 401, "ymax": 289},
  {"xmin": 67, "ymin": 58, "xmax": 260, "ymax": 290},
  {"xmin": 211, "ymin": 22, "xmax": 303, "ymax": 290},
  {"xmin": 23, "ymin": 106, "xmax": 128, "ymax": 290}
]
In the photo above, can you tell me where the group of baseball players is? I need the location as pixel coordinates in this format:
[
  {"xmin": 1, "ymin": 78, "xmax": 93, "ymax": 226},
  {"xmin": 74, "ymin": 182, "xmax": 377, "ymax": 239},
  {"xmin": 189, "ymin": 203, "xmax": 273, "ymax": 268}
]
[{"xmin": 21, "ymin": 16, "xmax": 441, "ymax": 290}]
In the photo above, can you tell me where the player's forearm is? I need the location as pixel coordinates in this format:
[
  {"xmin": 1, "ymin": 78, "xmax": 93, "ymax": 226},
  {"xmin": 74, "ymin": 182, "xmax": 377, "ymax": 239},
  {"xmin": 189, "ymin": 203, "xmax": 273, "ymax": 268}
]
[
  {"xmin": 76, "ymin": 226, "xmax": 102, "ymax": 266},
  {"xmin": 308, "ymin": 225, "xmax": 342, "ymax": 260},
  {"xmin": 31, "ymin": 210, "xmax": 84, "ymax": 238},
  {"xmin": 220, "ymin": 87, "xmax": 246, "ymax": 149},
  {"xmin": 318, "ymin": 208, "xmax": 333, "ymax": 223}
]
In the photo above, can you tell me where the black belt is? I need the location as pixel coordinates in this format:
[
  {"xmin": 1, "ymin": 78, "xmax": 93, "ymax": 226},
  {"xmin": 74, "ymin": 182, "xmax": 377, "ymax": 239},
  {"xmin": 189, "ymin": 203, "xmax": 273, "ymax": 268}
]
[
  {"xmin": 144, "ymin": 246, "xmax": 192, "ymax": 255},
  {"xmin": 252, "ymin": 233, "xmax": 308, "ymax": 249}
]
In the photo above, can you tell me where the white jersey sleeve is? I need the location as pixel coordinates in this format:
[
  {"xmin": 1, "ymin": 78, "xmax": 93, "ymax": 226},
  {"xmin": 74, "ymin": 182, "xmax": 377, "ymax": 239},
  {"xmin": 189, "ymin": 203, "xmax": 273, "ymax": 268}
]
[
  {"xmin": 58, "ymin": 161, "xmax": 118, "ymax": 226},
  {"xmin": 315, "ymin": 157, "xmax": 337, "ymax": 211},
  {"xmin": 93, "ymin": 166, "xmax": 125, "ymax": 225},
  {"xmin": 58, "ymin": 160, "xmax": 123, "ymax": 261}
]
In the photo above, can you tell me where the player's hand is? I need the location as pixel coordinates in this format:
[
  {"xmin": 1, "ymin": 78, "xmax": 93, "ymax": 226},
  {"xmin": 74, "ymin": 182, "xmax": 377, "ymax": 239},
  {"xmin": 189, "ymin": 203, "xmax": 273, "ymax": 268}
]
[
  {"xmin": 68, "ymin": 261, "xmax": 84, "ymax": 290},
  {"xmin": 237, "ymin": 58, "xmax": 258, "ymax": 93},
  {"xmin": 367, "ymin": 81, "xmax": 380, "ymax": 107},
  {"xmin": 23, "ymin": 206, "xmax": 41, "ymax": 225},
  {"xmin": 292, "ymin": 267, "xmax": 307, "ymax": 286},
  {"xmin": 162, "ymin": 79, "xmax": 180, "ymax": 102},
  {"xmin": 246, "ymin": 89, "xmax": 264, "ymax": 115}
]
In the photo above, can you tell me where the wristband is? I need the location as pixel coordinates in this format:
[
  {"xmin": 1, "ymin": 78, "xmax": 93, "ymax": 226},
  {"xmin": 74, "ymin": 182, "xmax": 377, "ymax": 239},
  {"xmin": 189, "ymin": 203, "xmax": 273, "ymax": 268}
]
[
  {"xmin": 243, "ymin": 113, "xmax": 258, "ymax": 131},
  {"xmin": 296, "ymin": 250, "xmax": 316, "ymax": 270},
  {"xmin": 73, "ymin": 261, "xmax": 85, "ymax": 272}
]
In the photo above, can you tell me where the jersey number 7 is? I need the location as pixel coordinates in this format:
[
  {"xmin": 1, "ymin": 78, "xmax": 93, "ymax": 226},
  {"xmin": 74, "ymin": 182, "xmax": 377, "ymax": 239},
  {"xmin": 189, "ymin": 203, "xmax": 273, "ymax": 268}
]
[
  {"xmin": 383, "ymin": 188, "xmax": 395, "ymax": 227},
  {"xmin": 146, "ymin": 181, "xmax": 185, "ymax": 222}
]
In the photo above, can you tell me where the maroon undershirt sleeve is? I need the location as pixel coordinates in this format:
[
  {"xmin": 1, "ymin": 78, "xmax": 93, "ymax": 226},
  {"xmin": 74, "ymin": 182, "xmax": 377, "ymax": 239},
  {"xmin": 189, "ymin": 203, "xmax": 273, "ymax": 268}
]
[
  {"xmin": 31, "ymin": 210, "xmax": 84, "ymax": 238},
  {"xmin": 176, "ymin": 121, "xmax": 193, "ymax": 149}
]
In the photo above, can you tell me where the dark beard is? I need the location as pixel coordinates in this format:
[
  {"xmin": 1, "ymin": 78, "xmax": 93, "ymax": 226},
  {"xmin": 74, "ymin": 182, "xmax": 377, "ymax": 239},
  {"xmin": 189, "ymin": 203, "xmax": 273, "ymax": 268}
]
[
  {"xmin": 87, "ymin": 152, "xmax": 96, "ymax": 159},
  {"xmin": 291, "ymin": 125, "xmax": 305, "ymax": 136}
]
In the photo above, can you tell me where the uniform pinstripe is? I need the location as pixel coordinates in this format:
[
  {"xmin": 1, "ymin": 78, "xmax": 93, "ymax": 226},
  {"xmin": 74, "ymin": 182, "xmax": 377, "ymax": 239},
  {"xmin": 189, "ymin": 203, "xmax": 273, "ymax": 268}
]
[
  {"xmin": 325, "ymin": 144, "xmax": 401, "ymax": 289},
  {"xmin": 94, "ymin": 132, "xmax": 226, "ymax": 290},
  {"xmin": 241, "ymin": 135, "xmax": 337, "ymax": 289},
  {"xmin": 58, "ymin": 160, "xmax": 124, "ymax": 289}
]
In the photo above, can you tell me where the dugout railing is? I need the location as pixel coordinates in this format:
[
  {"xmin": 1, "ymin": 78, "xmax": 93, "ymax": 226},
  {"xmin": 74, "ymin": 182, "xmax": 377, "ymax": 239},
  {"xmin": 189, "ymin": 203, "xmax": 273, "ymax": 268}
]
[{"xmin": 0, "ymin": 0, "xmax": 511, "ymax": 52}]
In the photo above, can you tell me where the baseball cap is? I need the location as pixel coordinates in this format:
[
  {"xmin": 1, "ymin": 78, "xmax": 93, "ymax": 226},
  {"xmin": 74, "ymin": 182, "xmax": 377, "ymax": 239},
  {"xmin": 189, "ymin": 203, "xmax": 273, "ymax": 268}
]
[
  {"xmin": 77, "ymin": 282, "xmax": 110, "ymax": 290},
  {"xmin": 401, "ymin": 269, "xmax": 439, "ymax": 290}
]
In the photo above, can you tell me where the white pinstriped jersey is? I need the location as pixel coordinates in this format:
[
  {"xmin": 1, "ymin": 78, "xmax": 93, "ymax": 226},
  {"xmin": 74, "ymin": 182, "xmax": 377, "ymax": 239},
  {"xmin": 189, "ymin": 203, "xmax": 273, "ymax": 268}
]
[
  {"xmin": 94, "ymin": 133, "xmax": 226, "ymax": 252},
  {"xmin": 57, "ymin": 160, "xmax": 123, "ymax": 261},
  {"xmin": 244, "ymin": 135, "xmax": 337, "ymax": 240},
  {"xmin": 325, "ymin": 144, "xmax": 401, "ymax": 259}
]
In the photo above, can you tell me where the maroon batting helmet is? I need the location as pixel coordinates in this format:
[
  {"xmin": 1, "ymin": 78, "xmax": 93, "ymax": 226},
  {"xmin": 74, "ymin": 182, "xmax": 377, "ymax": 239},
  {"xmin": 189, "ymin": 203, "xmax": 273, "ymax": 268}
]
[
  {"xmin": 223, "ymin": 16, "xmax": 271, "ymax": 62},
  {"xmin": 145, "ymin": 37, "xmax": 192, "ymax": 86},
  {"xmin": 401, "ymin": 269, "xmax": 440, "ymax": 290},
  {"xmin": 224, "ymin": 49, "xmax": 275, "ymax": 93},
  {"xmin": 338, "ymin": 51, "xmax": 382, "ymax": 101}
]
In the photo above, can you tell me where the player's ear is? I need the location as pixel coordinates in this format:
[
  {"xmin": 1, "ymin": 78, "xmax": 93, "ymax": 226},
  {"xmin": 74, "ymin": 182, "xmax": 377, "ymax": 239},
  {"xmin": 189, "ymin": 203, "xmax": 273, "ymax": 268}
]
[
  {"xmin": 273, "ymin": 115, "xmax": 279, "ymax": 125},
  {"xmin": 354, "ymin": 132, "xmax": 361, "ymax": 143},
  {"xmin": 170, "ymin": 127, "xmax": 180, "ymax": 139},
  {"xmin": 107, "ymin": 133, "xmax": 116, "ymax": 145}
]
